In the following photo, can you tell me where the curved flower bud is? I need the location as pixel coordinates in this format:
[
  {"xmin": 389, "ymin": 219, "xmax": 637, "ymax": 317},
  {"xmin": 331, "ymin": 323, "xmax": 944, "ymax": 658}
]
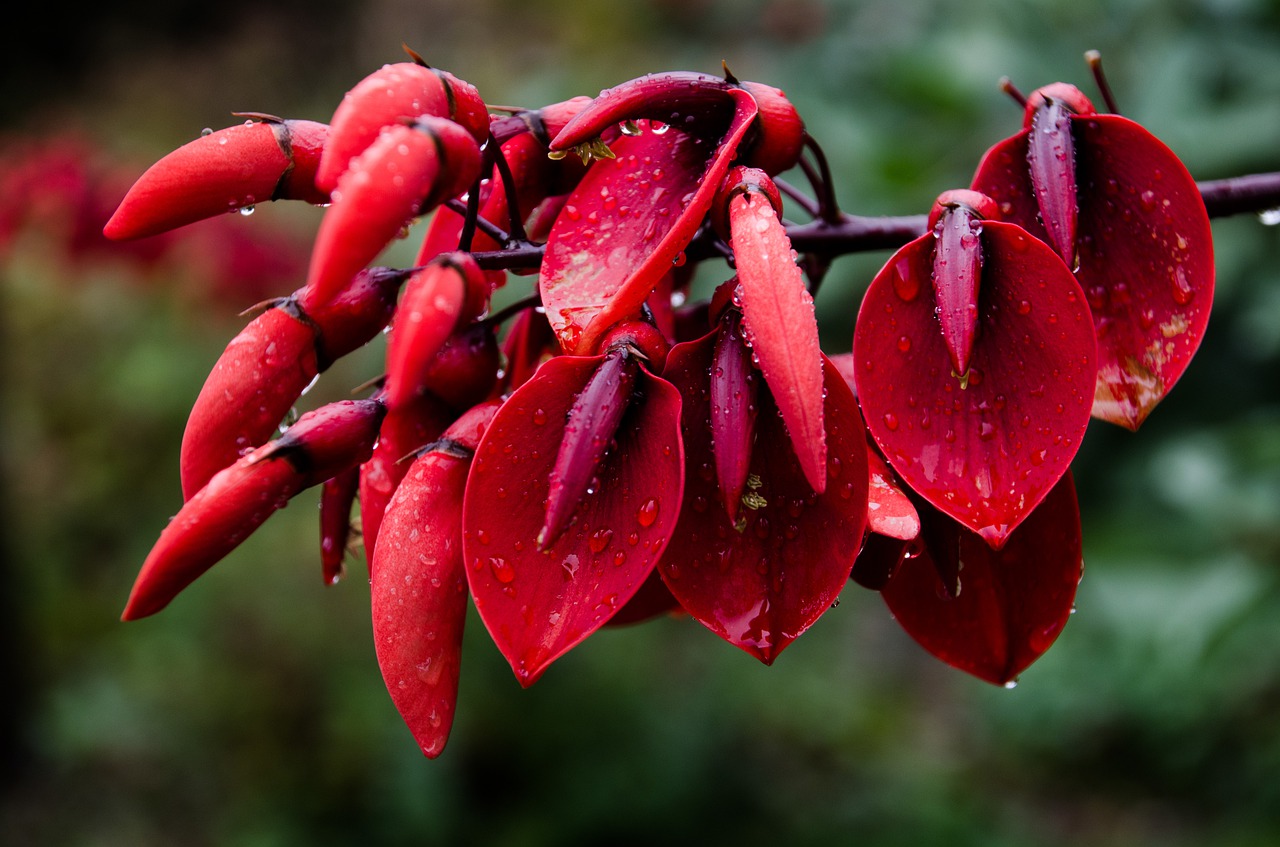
[
  {"xmin": 316, "ymin": 60, "xmax": 488, "ymax": 193},
  {"xmin": 371, "ymin": 400, "xmax": 500, "ymax": 758},
  {"xmin": 104, "ymin": 117, "xmax": 329, "ymax": 240},
  {"xmin": 319, "ymin": 466, "xmax": 360, "ymax": 585},
  {"xmin": 123, "ymin": 398, "xmax": 386, "ymax": 620},
  {"xmin": 305, "ymin": 117, "xmax": 481, "ymax": 307},
  {"xmin": 180, "ymin": 266, "xmax": 404, "ymax": 500}
]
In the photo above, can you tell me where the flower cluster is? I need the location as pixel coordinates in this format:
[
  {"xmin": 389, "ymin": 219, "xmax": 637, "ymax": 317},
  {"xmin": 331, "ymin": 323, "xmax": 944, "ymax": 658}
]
[{"xmin": 109, "ymin": 49, "xmax": 1223, "ymax": 757}]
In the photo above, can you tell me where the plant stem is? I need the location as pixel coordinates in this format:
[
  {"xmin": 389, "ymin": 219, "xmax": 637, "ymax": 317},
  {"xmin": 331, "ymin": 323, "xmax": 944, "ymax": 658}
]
[{"xmin": 464, "ymin": 170, "xmax": 1280, "ymax": 271}]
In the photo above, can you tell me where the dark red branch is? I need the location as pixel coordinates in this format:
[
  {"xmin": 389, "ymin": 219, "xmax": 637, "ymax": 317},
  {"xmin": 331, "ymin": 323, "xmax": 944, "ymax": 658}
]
[{"xmin": 463, "ymin": 170, "xmax": 1280, "ymax": 271}]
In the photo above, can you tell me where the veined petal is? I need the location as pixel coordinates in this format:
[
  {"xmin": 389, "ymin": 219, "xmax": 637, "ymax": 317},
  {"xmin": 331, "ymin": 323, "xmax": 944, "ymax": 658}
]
[
  {"xmin": 730, "ymin": 191, "xmax": 826, "ymax": 492},
  {"xmin": 661, "ymin": 334, "xmax": 868, "ymax": 664},
  {"xmin": 462, "ymin": 356, "xmax": 684, "ymax": 685},
  {"xmin": 854, "ymin": 224, "xmax": 1095, "ymax": 548},
  {"xmin": 972, "ymin": 114, "xmax": 1214, "ymax": 430},
  {"xmin": 539, "ymin": 91, "xmax": 758, "ymax": 355}
]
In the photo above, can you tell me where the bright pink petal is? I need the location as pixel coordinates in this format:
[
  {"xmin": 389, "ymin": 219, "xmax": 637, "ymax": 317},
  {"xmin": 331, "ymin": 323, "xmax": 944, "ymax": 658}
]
[
  {"xmin": 972, "ymin": 115, "xmax": 1214, "ymax": 429},
  {"xmin": 462, "ymin": 356, "xmax": 684, "ymax": 685},
  {"xmin": 880, "ymin": 473, "xmax": 1083, "ymax": 686},
  {"xmin": 661, "ymin": 334, "xmax": 868, "ymax": 664},
  {"xmin": 854, "ymin": 224, "xmax": 1095, "ymax": 548}
]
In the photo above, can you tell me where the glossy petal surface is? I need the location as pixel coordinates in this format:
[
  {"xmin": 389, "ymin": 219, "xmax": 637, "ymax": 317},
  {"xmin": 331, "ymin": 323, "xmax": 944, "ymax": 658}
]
[
  {"xmin": 371, "ymin": 445, "xmax": 471, "ymax": 758},
  {"xmin": 855, "ymin": 224, "xmax": 1094, "ymax": 547},
  {"xmin": 972, "ymin": 115, "xmax": 1214, "ymax": 429},
  {"xmin": 730, "ymin": 191, "xmax": 826, "ymax": 493},
  {"xmin": 463, "ymin": 356, "xmax": 684, "ymax": 685},
  {"xmin": 540, "ymin": 98, "xmax": 756, "ymax": 355},
  {"xmin": 661, "ymin": 335, "xmax": 868, "ymax": 664},
  {"xmin": 880, "ymin": 474, "xmax": 1082, "ymax": 686}
]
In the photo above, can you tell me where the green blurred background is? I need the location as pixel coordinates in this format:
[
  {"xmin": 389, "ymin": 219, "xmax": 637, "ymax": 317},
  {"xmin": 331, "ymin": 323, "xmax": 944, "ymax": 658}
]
[{"xmin": 4, "ymin": 0, "xmax": 1280, "ymax": 844}]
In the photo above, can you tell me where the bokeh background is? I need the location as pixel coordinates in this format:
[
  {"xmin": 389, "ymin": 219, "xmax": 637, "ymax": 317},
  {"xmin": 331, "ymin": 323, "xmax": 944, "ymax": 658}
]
[{"xmin": 4, "ymin": 0, "xmax": 1280, "ymax": 844}]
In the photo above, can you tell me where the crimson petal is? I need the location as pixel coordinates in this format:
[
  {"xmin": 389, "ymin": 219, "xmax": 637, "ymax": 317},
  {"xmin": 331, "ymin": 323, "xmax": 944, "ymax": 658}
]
[
  {"xmin": 661, "ymin": 333, "xmax": 868, "ymax": 664},
  {"xmin": 729, "ymin": 191, "xmax": 827, "ymax": 493},
  {"xmin": 462, "ymin": 355, "xmax": 684, "ymax": 685},
  {"xmin": 972, "ymin": 114, "xmax": 1214, "ymax": 429},
  {"xmin": 880, "ymin": 473, "xmax": 1083, "ymax": 686},
  {"xmin": 371, "ymin": 401, "xmax": 498, "ymax": 758},
  {"xmin": 539, "ymin": 96, "xmax": 757, "ymax": 355},
  {"xmin": 854, "ymin": 223, "xmax": 1095, "ymax": 548}
]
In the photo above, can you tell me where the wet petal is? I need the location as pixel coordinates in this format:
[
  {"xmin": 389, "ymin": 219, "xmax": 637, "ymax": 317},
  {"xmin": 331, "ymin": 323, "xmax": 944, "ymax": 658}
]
[
  {"xmin": 462, "ymin": 356, "xmax": 684, "ymax": 685},
  {"xmin": 854, "ymin": 224, "xmax": 1095, "ymax": 548},
  {"xmin": 972, "ymin": 114, "xmax": 1214, "ymax": 429},
  {"xmin": 730, "ymin": 192, "xmax": 827, "ymax": 493},
  {"xmin": 661, "ymin": 334, "xmax": 868, "ymax": 664},
  {"xmin": 539, "ymin": 93, "xmax": 757, "ymax": 354},
  {"xmin": 880, "ymin": 473, "xmax": 1083, "ymax": 686}
]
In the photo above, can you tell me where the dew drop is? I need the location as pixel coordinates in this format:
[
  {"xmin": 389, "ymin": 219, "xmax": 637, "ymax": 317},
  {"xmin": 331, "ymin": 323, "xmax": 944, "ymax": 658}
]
[
  {"xmin": 637, "ymin": 498, "xmax": 659, "ymax": 527},
  {"xmin": 882, "ymin": 412, "xmax": 899, "ymax": 431},
  {"xmin": 897, "ymin": 335, "xmax": 912, "ymax": 353},
  {"xmin": 488, "ymin": 557, "xmax": 514, "ymax": 584},
  {"xmin": 589, "ymin": 528, "xmax": 613, "ymax": 553}
]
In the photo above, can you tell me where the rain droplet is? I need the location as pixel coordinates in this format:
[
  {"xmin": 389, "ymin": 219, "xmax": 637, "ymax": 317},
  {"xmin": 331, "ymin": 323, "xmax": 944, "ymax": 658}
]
[{"xmin": 637, "ymin": 498, "xmax": 659, "ymax": 527}]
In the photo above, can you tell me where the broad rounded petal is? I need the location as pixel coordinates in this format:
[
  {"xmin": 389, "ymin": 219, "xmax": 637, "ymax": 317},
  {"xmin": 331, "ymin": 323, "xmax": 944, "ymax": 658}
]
[
  {"xmin": 972, "ymin": 116, "xmax": 1214, "ymax": 429},
  {"xmin": 540, "ymin": 95, "xmax": 757, "ymax": 355},
  {"xmin": 854, "ymin": 226, "xmax": 1095, "ymax": 548},
  {"xmin": 730, "ymin": 192, "xmax": 826, "ymax": 493},
  {"xmin": 661, "ymin": 335, "xmax": 868, "ymax": 664},
  {"xmin": 880, "ymin": 473, "xmax": 1083, "ymax": 686},
  {"xmin": 371, "ymin": 447, "xmax": 472, "ymax": 758},
  {"xmin": 462, "ymin": 356, "xmax": 684, "ymax": 685}
]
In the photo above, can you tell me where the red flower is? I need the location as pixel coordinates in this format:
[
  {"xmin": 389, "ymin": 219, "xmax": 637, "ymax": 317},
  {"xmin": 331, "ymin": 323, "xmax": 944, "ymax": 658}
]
[{"xmin": 971, "ymin": 82, "xmax": 1214, "ymax": 430}]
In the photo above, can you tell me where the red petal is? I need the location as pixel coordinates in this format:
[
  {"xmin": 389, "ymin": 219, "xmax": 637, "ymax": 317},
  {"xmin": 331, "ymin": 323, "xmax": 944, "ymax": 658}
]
[
  {"xmin": 319, "ymin": 466, "xmax": 359, "ymax": 585},
  {"xmin": 854, "ymin": 224, "xmax": 1095, "ymax": 548},
  {"xmin": 125, "ymin": 399, "xmax": 384, "ymax": 620},
  {"xmin": 462, "ymin": 356, "xmax": 684, "ymax": 685},
  {"xmin": 305, "ymin": 120, "xmax": 480, "ymax": 306},
  {"xmin": 972, "ymin": 115, "xmax": 1214, "ymax": 429},
  {"xmin": 358, "ymin": 392, "xmax": 454, "ymax": 565},
  {"xmin": 104, "ymin": 120, "xmax": 327, "ymax": 240},
  {"xmin": 540, "ymin": 94, "xmax": 757, "ymax": 355},
  {"xmin": 880, "ymin": 473, "xmax": 1083, "ymax": 686},
  {"xmin": 661, "ymin": 334, "xmax": 868, "ymax": 664},
  {"xmin": 730, "ymin": 192, "xmax": 826, "ymax": 492},
  {"xmin": 370, "ymin": 444, "xmax": 471, "ymax": 758}
]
